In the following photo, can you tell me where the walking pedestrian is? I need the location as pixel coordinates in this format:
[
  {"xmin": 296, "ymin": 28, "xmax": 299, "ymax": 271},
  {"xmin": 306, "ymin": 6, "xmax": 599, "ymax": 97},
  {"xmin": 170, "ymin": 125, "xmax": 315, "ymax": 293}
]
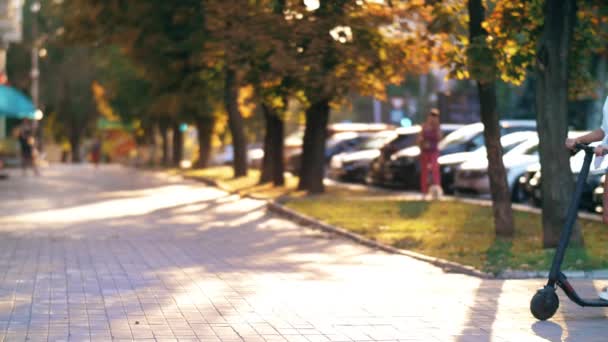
[
  {"xmin": 17, "ymin": 119, "xmax": 40, "ymax": 176},
  {"xmin": 90, "ymin": 136, "xmax": 102, "ymax": 168},
  {"xmin": 417, "ymin": 109, "xmax": 442, "ymax": 197}
]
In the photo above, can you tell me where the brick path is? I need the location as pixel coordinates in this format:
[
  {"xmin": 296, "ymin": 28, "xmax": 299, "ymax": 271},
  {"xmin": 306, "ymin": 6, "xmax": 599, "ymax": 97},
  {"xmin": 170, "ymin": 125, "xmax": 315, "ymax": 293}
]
[{"xmin": 0, "ymin": 164, "xmax": 607, "ymax": 341}]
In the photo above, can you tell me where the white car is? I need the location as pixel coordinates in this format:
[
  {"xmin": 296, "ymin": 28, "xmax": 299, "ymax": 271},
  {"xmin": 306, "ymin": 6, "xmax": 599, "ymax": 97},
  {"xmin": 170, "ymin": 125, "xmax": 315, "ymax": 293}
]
[
  {"xmin": 211, "ymin": 144, "xmax": 264, "ymax": 167},
  {"xmin": 454, "ymin": 131, "xmax": 588, "ymax": 201}
]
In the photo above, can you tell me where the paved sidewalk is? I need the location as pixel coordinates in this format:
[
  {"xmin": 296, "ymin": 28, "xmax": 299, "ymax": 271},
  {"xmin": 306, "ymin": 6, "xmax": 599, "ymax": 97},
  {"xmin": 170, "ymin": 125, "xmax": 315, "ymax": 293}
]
[{"xmin": 0, "ymin": 165, "xmax": 607, "ymax": 341}]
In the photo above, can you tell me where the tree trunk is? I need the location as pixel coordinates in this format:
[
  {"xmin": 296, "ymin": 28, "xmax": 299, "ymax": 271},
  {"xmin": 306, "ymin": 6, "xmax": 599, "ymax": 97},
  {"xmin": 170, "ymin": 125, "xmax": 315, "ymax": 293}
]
[
  {"xmin": 224, "ymin": 67, "xmax": 248, "ymax": 177},
  {"xmin": 260, "ymin": 106, "xmax": 273, "ymax": 184},
  {"xmin": 195, "ymin": 116, "xmax": 215, "ymax": 169},
  {"xmin": 468, "ymin": 0, "xmax": 514, "ymax": 237},
  {"xmin": 536, "ymin": 0, "xmax": 582, "ymax": 247},
  {"xmin": 590, "ymin": 55, "xmax": 607, "ymax": 130},
  {"xmin": 69, "ymin": 131, "xmax": 81, "ymax": 163},
  {"xmin": 298, "ymin": 98, "xmax": 330, "ymax": 194},
  {"xmin": 159, "ymin": 120, "xmax": 170, "ymax": 167},
  {"xmin": 172, "ymin": 123, "xmax": 183, "ymax": 167},
  {"xmin": 478, "ymin": 83, "xmax": 515, "ymax": 236},
  {"xmin": 145, "ymin": 122, "xmax": 156, "ymax": 167},
  {"xmin": 260, "ymin": 103, "xmax": 285, "ymax": 186}
]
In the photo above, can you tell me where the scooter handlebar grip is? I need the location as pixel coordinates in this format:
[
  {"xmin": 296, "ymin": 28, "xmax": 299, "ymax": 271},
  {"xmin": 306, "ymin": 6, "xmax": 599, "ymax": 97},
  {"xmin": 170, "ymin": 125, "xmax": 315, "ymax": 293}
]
[{"xmin": 574, "ymin": 143, "xmax": 594, "ymax": 154}]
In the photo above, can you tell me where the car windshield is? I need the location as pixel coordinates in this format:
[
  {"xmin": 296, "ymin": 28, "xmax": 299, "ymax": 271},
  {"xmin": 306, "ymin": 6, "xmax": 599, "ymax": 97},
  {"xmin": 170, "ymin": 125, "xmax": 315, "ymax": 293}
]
[
  {"xmin": 389, "ymin": 133, "xmax": 419, "ymax": 150},
  {"xmin": 357, "ymin": 132, "xmax": 397, "ymax": 150},
  {"xmin": 472, "ymin": 135, "xmax": 532, "ymax": 155},
  {"xmin": 438, "ymin": 125, "xmax": 482, "ymax": 150},
  {"xmin": 326, "ymin": 132, "xmax": 359, "ymax": 148}
]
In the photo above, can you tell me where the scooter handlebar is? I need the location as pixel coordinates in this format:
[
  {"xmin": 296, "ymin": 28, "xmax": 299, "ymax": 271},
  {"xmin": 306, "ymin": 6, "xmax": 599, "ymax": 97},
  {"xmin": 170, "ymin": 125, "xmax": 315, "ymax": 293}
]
[{"xmin": 574, "ymin": 143, "xmax": 595, "ymax": 154}]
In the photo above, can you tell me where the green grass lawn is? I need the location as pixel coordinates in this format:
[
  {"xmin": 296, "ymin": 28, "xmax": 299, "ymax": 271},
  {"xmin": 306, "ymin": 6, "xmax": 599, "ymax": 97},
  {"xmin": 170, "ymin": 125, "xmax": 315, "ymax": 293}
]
[
  {"xmin": 174, "ymin": 165, "xmax": 608, "ymax": 274},
  {"xmin": 285, "ymin": 197, "xmax": 608, "ymax": 274},
  {"xmin": 180, "ymin": 166, "xmax": 297, "ymax": 199},
  {"xmin": 181, "ymin": 166, "xmax": 386, "ymax": 200}
]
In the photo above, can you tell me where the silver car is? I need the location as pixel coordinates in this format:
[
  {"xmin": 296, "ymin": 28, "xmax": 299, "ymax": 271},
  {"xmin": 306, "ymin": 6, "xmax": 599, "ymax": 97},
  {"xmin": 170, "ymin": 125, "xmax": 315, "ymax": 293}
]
[{"xmin": 454, "ymin": 131, "xmax": 588, "ymax": 201}]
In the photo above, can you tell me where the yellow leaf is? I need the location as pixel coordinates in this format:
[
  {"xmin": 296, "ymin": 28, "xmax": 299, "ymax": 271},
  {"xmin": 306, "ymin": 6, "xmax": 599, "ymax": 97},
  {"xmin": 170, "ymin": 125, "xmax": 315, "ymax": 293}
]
[{"xmin": 238, "ymin": 85, "xmax": 256, "ymax": 119}]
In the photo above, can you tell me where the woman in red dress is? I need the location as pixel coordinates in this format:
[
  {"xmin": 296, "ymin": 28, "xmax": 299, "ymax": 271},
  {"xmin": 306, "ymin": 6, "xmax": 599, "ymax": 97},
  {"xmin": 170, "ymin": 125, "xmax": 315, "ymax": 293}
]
[{"xmin": 417, "ymin": 109, "xmax": 442, "ymax": 195}]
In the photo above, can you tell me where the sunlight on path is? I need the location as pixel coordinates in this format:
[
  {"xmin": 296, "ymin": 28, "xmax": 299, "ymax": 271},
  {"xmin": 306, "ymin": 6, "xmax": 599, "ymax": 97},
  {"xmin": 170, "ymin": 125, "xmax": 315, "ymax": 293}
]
[{"xmin": 0, "ymin": 165, "xmax": 606, "ymax": 341}]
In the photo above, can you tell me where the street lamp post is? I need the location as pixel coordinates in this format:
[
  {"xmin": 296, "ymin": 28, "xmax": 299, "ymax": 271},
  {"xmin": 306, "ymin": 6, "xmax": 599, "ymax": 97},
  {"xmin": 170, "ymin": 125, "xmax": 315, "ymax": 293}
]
[
  {"xmin": 0, "ymin": 40, "xmax": 6, "ymax": 139},
  {"xmin": 30, "ymin": 1, "xmax": 40, "ymax": 109}
]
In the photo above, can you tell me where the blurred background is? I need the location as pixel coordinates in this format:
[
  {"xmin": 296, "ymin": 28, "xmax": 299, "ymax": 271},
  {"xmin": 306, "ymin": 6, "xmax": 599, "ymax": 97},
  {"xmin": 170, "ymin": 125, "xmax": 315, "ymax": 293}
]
[{"xmin": 0, "ymin": 0, "xmax": 607, "ymax": 243}]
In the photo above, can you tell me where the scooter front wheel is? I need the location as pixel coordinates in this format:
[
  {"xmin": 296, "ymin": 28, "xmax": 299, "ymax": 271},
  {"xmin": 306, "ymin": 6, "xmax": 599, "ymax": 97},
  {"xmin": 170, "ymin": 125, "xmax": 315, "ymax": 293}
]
[{"xmin": 530, "ymin": 286, "xmax": 559, "ymax": 320}]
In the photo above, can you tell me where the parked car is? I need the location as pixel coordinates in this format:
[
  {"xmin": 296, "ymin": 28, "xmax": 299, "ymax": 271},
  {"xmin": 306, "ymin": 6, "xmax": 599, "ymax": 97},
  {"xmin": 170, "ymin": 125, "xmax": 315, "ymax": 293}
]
[
  {"xmin": 284, "ymin": 123, "xmax": 395, "ymax": 173},
  {"xmin": 365, "ymin": 125, "xmax": 423, "ymax": 186},
  {"xmin": 371, "ymin": 121, "xmax": 537, "ymax": 192},
  {"xmin": 327, "ymin": 122, "xmax": 395, "ymax": 135},
  {"xmin": 365, "ymin": 124, "xmax": 465, "ymax": 188},
  {"xmin": 381, "ymin": 130, "xmax": 535, "ymax": 193},
  {"xmin": 455, "ymin": 134, "xmax": 541, "ymax": 199},
  {"xmin": 435, "ymin": 123, "xmax": 467, "ymax": 137},
  {"xmin": 212, "ymin": 144, "xmax": 264, "ymax": 167},
  {"xmin": 593, "ymin": 174, "xmax": 605, "ymax": 214},
  {"xmin": 328, "ymin": 130, "xmax": 399, "ymax": 182},
  {"xmin": 455, "ymin": 131, "xmax": 587, "ymax": 201},
  {"xmin": 518, "ymin": 162, "xmax": 542, "ymax": 206},
  {"xmin": 0, "ymin": 159, "xmax": 6, "ymax": 180},
  {"xmin": 286, "ymin": 131, "xmax": 372, "ymax": 173},
  {"xmin": 527, "ymin": 141, "xmax": 607, "ymax": 212}
]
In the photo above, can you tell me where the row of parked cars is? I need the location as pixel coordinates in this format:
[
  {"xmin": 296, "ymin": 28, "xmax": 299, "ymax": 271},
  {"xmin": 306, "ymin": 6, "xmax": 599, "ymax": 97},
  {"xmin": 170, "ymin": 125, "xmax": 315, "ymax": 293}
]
[
  {"xmin": 210, "ymin": 120, "xmax": 606, "ymax": 214},
  {"xmin": 325, "ymin": 120, "xmax": 607, "ymax": 214}
]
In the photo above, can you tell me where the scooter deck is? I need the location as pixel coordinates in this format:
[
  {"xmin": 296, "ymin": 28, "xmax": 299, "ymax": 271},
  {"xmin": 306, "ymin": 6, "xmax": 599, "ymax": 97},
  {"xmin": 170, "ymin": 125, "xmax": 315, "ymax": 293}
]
[{"xmin": 557, "ymin": 275, "xmax": 608, "ymax": 307}]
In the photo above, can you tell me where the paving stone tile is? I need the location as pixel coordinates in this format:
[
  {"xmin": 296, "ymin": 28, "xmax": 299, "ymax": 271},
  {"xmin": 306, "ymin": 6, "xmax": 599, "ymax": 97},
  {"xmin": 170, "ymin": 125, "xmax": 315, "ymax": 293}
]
[{"xmin": 1, "ymin": 165, "xmax": 607, "ymax": 342}]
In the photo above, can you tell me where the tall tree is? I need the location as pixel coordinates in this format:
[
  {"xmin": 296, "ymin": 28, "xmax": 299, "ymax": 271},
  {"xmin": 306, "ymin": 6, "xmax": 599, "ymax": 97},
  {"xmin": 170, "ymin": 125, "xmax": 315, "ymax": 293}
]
[
  {"xmin": 62, "ymin": 0, "xmax": 218, "ymax": 169},
  {"xmin": 535, "ymin": 0, "xmax": 581, "ymax": 247},
  {"xmin": 481, "ymin": 0, "xmax": 608, "ymax": 246},
  {"xmin": 285, "ymin": 0, "xmax": 419, "ymax": 193},
  {"xmin": 205, "ymin": 2, "xmax": 258, "ymax": 177},
  {"xmin": 467, "ymin": 0, "xmax": 514, "ymax": 236},
  {"xmin": 223, "ymin": 66, "xmax": 247, "ymax": 176},
  {"xmin": 252, "ymin": 0, "xmax": 293, "ymax": 186},
  {"xmin": 47, "ymin": 47, "xmax": 99, "ymax": 162},
  {"xmin": 424, "ymin": 0, "xmax": 608, "ymax": 242}
]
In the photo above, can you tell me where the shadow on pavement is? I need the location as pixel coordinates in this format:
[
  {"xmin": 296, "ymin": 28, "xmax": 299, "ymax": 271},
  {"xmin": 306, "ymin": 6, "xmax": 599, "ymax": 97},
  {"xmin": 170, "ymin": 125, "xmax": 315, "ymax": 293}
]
[
  {"xmin": 456, "ymin": 279, "xmax": 504, "ymax": 342},
  {"xmin": 0, "ymin": 167, "xmax": 379, "ymax": 339}
]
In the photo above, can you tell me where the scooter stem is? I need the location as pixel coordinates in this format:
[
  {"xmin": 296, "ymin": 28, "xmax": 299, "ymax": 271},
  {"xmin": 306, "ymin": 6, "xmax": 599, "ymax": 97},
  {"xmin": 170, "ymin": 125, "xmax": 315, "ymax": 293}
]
[{"xmin": 547, "ymin": 146, "xmax": 594, "ymax": 285}]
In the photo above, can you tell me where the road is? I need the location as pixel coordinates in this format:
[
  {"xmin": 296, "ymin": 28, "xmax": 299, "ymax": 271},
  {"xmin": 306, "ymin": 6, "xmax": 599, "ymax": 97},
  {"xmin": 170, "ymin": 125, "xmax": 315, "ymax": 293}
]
[{"xmin": 0, "ymin": 164, "xmax": 607, "ymax": 341}]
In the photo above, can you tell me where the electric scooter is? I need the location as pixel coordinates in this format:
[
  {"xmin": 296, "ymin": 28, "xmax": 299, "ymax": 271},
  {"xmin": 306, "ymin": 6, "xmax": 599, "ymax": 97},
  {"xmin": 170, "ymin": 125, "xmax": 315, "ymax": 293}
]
[{"xmin": 530, "ymin": 143, "xmax": 608, "ymax": 320}]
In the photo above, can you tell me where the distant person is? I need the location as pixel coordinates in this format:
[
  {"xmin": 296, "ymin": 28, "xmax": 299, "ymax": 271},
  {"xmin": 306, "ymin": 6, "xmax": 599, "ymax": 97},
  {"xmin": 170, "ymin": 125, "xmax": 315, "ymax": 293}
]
[
  {"xmin": 17, "ymin": 119, "xmax": 40, "ymax": 176},
  {"xmin": 417, "ymin": 109, "xmax": 442, "ymax": 197},
  {"xmin": 90, "ymin": 136, "xmax": 102, "ymax": 168}
]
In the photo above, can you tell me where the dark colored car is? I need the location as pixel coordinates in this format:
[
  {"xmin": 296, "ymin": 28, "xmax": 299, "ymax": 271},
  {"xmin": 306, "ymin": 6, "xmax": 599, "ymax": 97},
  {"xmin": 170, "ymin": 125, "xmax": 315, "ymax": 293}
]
[
  {"xmin": 527, "ymin": 170, "xmax": 603, "ymax": 212},
  {"xmin": 526, "ymin": 143, "xmax": 606, "ymax": 212},
  {"xmin": 593, "ymin": 175, "xmax": 605, "ymax": 214},
  {"xmin": 0, "ymin": 159, "xmax": 6, "ymax": 180},
  {"xmin": 365, "ymin": 124, "xmax": 464, "ymax": 187},
  {"xmin": 518, "ymin": 163, "xmax": 541, "ymax": 206},
  {"xmin": 286, "ymin": 132, "xmax": 371, "ymax": 173},
  {"xmin": 328, "ymin": 130, "xmax": 399, "ymax": 182},
  {"xmin": 364, "ymin": 126, "xmax": 423, "ymax": 185},
  {"xmin": 369, "ymin": 120, "xmax": 537, "ymax": 192}
]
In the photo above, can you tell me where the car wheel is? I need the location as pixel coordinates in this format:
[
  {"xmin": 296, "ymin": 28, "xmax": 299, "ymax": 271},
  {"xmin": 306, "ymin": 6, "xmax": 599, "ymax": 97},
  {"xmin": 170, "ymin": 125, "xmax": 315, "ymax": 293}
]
[
  {"xmin": 453, "ymin": 188, "xmax": 463, "ymax": 197},
  {"xmin": 511, "ymin": 181, "xmax": 527, "ymax": 203}
]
